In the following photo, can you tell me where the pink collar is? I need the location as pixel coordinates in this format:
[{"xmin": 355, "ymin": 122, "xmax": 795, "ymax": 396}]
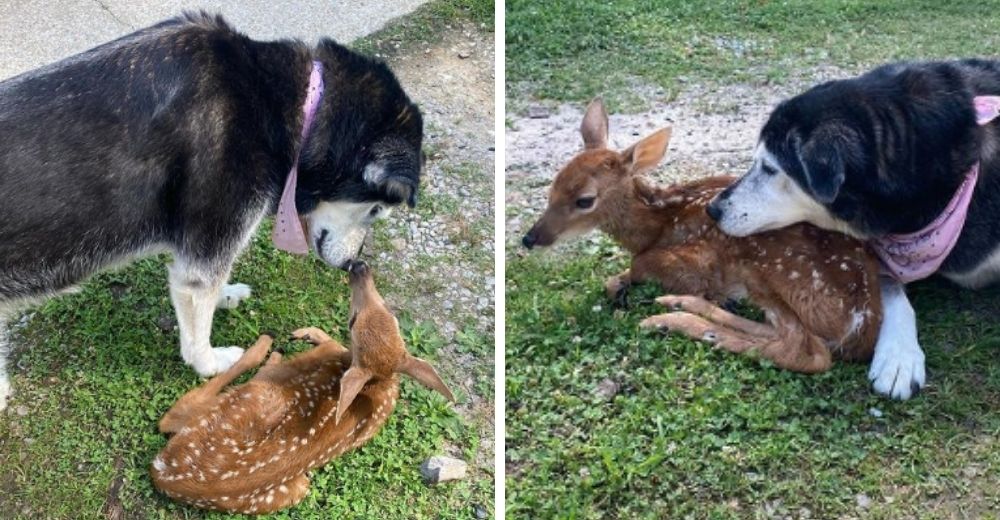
[
  {"xmin": 870, "ymin": 95, "xmax": 1000, "ymax": 283},
  {"xmin": 272, "ymin": 60, "xmax": 324, "ymax": 254}
]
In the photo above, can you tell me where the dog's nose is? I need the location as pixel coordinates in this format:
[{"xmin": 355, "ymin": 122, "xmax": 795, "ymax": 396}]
[
  {"xmin": 706, "ymin": 201, "xmax": 723, "ymax": 222},
  {"xmin": 522, "ymin": 231, "xmax": 537, "ymax": 249}
]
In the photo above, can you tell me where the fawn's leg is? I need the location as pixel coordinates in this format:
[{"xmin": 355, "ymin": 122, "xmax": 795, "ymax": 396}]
[
  {"xmin": 642, "ymin": 304, "xmax": 833, "ymax": 374},
  {"xmin": 606, "ymin": 245, "xmax": 719, "ymax": 304},
  {"xmin": 641, "ymin": 311, "xmax": 763, "ymax": 353},
  {"xmin": 655, "ymin": 295, "xmax": 774, "ymax": 337},
  {"xmin": 290, "ymin": 327, "xmax": 333, "ymax": 345},
  {"xmin": 158, "ymin": 335, "xmax": 273, "ymax": 433}
]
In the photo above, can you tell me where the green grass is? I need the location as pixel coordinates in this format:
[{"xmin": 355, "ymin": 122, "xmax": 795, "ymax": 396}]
[
  {"xmin": 506, "ymin": 1, "xmax": 1000, "ymax": 516},
  {"xmin": 0, "ymin": 223, "xmax": 489, "ymax": 520},
  {"xmin": 354, "ymin": 0, "xmax": 494, "ymax": 58},
  {"xmin": 506, "ymin": 239, "xmax": 1000, "ymax": 519},
  {"xmin": 507, "ymin": 0, "xmax": 1000, "ymax": 111}
]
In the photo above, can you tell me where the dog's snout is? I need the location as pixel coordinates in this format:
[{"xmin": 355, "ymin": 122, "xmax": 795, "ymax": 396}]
[
  {"xmin": 706, "ymin": 200, "xmax": 723, "ymax": 222},
  {"xmin": 522, "ymin": 231, "xmax": 538, "ymax": 249}
]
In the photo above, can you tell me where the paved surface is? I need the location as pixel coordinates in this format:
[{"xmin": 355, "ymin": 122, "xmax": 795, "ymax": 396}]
[{"xmin": 0, "ymin": 0, "xmax": 428, "ymax": 80}]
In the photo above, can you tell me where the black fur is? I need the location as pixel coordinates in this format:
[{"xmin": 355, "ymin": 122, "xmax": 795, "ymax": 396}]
[
  {"xmin": 760, "ymin": 59, "xmax": 1000, "ymax": 275},
  {"xmin": 0, "ymin": 12, "xmax": 423, "ymax": 300}
]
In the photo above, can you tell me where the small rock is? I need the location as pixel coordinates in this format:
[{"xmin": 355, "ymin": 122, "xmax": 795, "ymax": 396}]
[
  {"xmin": 595, "ymin": 378, "xmax": 619, "ymax": 401},
  {"xmin": 458, "ymin": 49, "xmax": 472, "ymax": 59},
  {"xmin": 526, "ymin": 105, "xmax": 550, "ymax": 119},
  {"xmin": 23, "ymin": 437, "xmax": 34, "ymax": 446},
  {"xmin": 420, "ymin": 455, "xmax": 467, "ymax": 484},
  {"xmin": 15, "ymin": 405, "xmax": 29, "ymax": 417},
  {"xmin": 855, "ymin": 493, "xmax": 871, "ymax": 509},
  {"xmin": 868, "ymin": 407, "xmax": 883, "ymax": 418},
  {"xmin": 390, "ymin": 238, "xmax": 407, "ymax": 251}
]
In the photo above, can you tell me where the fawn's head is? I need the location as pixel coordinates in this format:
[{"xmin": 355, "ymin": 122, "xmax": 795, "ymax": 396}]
[
  {"xmin": 336, "ymin": 261, "xmax": 454, "ymax": 423},
  {"xmin": 522, "ymin": 98, "xmax": 672, "ymax": 249}
]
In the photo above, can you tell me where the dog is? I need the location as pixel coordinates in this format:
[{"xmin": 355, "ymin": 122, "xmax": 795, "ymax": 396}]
[
  {"xmin": 0, "ymin": 12, "xmax": 424, "ymax": 410},
  {"xmin": 151, "ymin": 261, "xmax": 453, "ymax": 514},
  {"xmin": 706, "ymin": 59, "xmax": 1000, "ymax": 399},
  {"xmin": 522, "ymin": 98, "xmax": 882, "ymax": 373}
]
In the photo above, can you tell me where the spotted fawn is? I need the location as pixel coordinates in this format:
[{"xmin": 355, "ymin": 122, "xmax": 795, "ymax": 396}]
[
  {"xmin": 151, "ymin": 261, "xmax": 454, "ymax": 514},
  {"xmin": 522, "ymin": 98, "xmax": 883, "ymax": 373}
]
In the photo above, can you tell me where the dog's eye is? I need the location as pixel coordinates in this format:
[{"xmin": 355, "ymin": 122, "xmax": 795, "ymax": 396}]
[
  {"xmin": 576, "ymin": 197, "xmax": 595, "ymax": 209},
  {"xmin": 762, "ymin": 163, "xmax": 778, "ymax": 176},
  {"xmin": 369, "ymin": 205, "xmax": 381, "ymax": 217}
]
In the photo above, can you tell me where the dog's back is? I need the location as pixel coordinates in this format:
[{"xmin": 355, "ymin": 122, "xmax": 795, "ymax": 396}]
[{"xmin": 0, "ymin": 13, "xmax": 304, "ymax": 300}]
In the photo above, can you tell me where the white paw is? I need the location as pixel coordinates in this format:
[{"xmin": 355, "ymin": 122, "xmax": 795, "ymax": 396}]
[
  {"xmin": 216, "ymin": 283, "xmax": 252, "ymax": 310},
  {"xmin": 191, "ymin": 346, "xmax": 245, "ymax": 377},
  {"xmin": 869, "ymin": 335, "xmax": 926, "ymax": 400}
]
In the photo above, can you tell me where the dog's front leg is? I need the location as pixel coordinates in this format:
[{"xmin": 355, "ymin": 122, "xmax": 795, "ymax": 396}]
[
  {"xmin": 168, "ymin": 262, "xmax": 244, "ymax": 377},
  {"xmin": 869, "ymin": 278, "xmax": 926, "ymax": 400}
]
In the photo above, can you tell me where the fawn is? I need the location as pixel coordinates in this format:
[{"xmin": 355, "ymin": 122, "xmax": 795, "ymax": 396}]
[
  {"xmin": 521, "ymin": 98, "xmax": 883, "ymax": 373},
  {"xmin": 151, "ymin": 261, "xmax": 454, "ymax": 514}
]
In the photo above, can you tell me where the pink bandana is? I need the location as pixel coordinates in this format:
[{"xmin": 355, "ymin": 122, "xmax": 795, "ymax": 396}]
[
  {"xmin": 871, "ymin": 95, "xmax": 1000, "ymax": 283},
  {"xmin": 272, "ymin": 61, "xmax": 324, "ymax": 254}
]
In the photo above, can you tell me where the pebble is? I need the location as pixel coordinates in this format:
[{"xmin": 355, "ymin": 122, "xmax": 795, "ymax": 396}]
[
  {"xmin": 595, "ymin": 379, "xmax": 620, "ymax": 401},
  {"xmin": 855, "ymin": 493, "xmax": 872, "ymax": 509},
  {"xmin": 868, "ymin": 407, "xmax": 883, "ymax": 418},
  {"xmin": 420, "ymin": 455, "xmax": 468, "ymax": 484}
]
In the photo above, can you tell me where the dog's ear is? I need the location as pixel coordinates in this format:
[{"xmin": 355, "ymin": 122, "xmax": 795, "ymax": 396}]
[
  {"xmin": 397, "ymin": 354, "xmax": 454, "ymax": 402},
  {"xmin": 364, "ymin": 161, "xmax": 420, "ymax": 208},
  {"xmin": 336, "ymin": 366, "xmax": 372, "ymax": 424},
  {"xmin": 621, "ymin": 128, "xmax": 671, "ymax": 176},
  {"xmin": 581, "ymin": 97, "xmax": 609, "ymax": 150},
  {"xmin": 797, "ymin": 130, "xmax": 848, "ymax": 204}
]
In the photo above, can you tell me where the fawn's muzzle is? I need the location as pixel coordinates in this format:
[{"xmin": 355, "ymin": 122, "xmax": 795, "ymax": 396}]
[{"xmin": 522, "ymin": 231, "xmax": 538, "ymax": 249}]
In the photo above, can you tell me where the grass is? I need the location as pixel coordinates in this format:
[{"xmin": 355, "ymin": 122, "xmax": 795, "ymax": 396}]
[
  {"xmin": 507, "ymin": 0, "xmax": 1000, "ymax": 111},
  {"xmin": 506, "ymin": 1, "xmax": 1000, "ymax": 517},
  {"xmin": 0, "ymin": 1, "xmax": 495, "ymax": 518},
  {"xmin": 506, "ymin": 239, "xmax": 1000, "ymax": 518}
]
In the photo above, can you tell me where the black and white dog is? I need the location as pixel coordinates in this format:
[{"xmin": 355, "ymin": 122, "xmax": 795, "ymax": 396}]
[
  {"xmin": 707, "ymin": 60, "xmax": 1000, "ymax": 400},
  {"xmin": 0, "ymin": 13, "xmax": 423, "ymax": 409}
]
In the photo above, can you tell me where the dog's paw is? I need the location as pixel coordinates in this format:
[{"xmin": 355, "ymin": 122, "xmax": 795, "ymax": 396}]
[
  {"xmin": 192, "ymin": 346, "xmax": 246, "ymax": 377},
  {"xmin": 868, "ymin": 335, "xmax": 926, "ymax": 400},
  {"xmin": 216, "ymin": 283, "xmax": 252, "ymax": 310}
]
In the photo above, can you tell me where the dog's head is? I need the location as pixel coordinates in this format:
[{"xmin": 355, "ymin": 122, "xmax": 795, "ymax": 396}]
[
  {"xmin": 335, "ymin": 261, "xmax": 454, "ymax": 424},
  {"xmin": 296, "ymin": 41, "xmax": 424, "ymax": 268},
  {"xmin": 708, "ymin": 64, "xmax": 982, "ymax": 239},
  {"xmin": 522, "ymin": 98, "xmax": 671, "ymax": 248},
  {"xmin": 706, "ymin": 81, "xmax": 871, "ymax": 238}
]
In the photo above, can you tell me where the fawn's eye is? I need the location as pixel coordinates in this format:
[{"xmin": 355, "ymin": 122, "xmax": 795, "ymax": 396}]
[
  {"xmin": 349, "ymin": 313, "xmax": 358, "ymax": 329},
  {"xmin": 369, "ymin": 205, "xmax": 381, "ymax": 217},
  {"xmin": 762, "ymin": 162, "xmax": 778, "ymax": 176},
  {"xmin": 576, "ymin": 197, "xmax": 596, "ymax": 209}
]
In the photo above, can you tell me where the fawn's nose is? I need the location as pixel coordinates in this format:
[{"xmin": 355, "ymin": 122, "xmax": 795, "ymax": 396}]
[{"xmin": 522, "ymin": 231, "xmax": 537, "ymax": 249}]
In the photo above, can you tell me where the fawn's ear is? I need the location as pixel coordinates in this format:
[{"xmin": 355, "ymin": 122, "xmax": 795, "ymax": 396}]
[
  {"xmin": 336, "ymin": 367, "xmax": 372, "ymax": 424},
  {"xmin": 398, "ymin": 355, "xmax": 455, "ymax": 402},
  {"xmin": 581, "ymin": 97, "xmax": 609, "ymax": 150},
  {"xmin": 621, "ymin": 128, "xmax": 671, "ymax": 176}
]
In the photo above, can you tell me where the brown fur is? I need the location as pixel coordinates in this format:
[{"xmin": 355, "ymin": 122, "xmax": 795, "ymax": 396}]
[
  {"xmin": 524, "ymin": 99, "xmax": 883, "ymax": 373},
  {"xmin": 150, "ymin": 262, "xmax": 454, "ymax": 515}
]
